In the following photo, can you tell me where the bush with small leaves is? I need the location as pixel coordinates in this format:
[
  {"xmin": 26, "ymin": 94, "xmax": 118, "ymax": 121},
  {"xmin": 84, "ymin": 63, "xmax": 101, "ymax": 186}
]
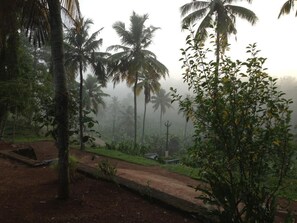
[
  {"xmin": 98, "ymin": 159, "xmax": 117, "ymax": 177},
  {"xmin": 172, "ymin": 29, "xmax": 294, "ymax": 222}
]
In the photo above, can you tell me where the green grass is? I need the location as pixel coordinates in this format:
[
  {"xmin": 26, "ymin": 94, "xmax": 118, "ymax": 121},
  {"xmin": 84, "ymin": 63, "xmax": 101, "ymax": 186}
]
[
  {"xmin": 11, "ymin": 136, "xmax": 51, "ymax": 143},
  {"xmin": 87, "ymin": 147, "xmax": 160, "ymax": 166},
  {"xmin": 87, "ymin": 147, "xmax": 202, "ymax": 180},
  {"xmin": 2, "ymin": 124, "xmax": 50, "ymax": 143},
  {"xmin": 163, "ymin": 164, "xmax": 201, "ymax": 180}
]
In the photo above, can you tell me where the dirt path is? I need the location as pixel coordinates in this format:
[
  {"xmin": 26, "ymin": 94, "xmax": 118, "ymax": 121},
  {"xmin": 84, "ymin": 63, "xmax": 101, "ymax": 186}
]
[
  {"xmin": 1, "ymin": 140, "xmax": 297, "ymax": 222},
  {"xmin": 0, "ymin": 140, "xmax": 202, "ymax": 223},
  {"xmin": 71, "ymin": 149, "xmax": 206, "ymax": 210}
]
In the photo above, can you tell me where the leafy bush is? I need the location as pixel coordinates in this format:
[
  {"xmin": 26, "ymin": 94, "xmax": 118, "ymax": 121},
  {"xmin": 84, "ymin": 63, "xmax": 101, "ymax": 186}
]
[
  {"xmin": 173, "ymin": 31, "xmax": 294, "ymax": 222},
  {"xmin": 98, "ymin": 159, "xmax": 117, "ymax": 177},
  {"xmin": 105, "ymin": 140, "xmax": 150, "ymax": 156}
]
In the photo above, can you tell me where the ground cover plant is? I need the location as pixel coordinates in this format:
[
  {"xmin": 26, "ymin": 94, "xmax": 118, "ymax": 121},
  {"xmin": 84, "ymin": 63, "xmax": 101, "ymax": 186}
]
[{"xmin": 172, "ymin": 28, "xmax": 295, "ymax": 222}]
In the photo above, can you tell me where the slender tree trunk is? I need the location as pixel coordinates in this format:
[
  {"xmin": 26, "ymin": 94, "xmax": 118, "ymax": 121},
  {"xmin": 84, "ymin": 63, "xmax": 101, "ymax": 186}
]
[
  {"xmin": 133, "ymin": 72, "xmax": 138, "ymax": 148},
  {"xmin": 12, "ymin": 107, "xmax": 18, "ymax": 143},
  {"xmin": 112, "ymin": 115, "xmax": 116, "ymax": 142},
  {"xmin": 0, "ymin": 107, "xmax": 8, "ymax": 140},
  {"xmin": 159, "ymin": 109, "xmax": 162, "ymax": 134},
  {"xmin": 48, "ymin": 0, "xmax": 70, "ymax": 200},
  {"xmin": 141, "ymin": 100, "xmax": 147, "ymax": 144},
  {"xmin": 215, "ymin": 26, "xmax": 220, "ymax": 88},
  {"xmin": 79, "ymin": 62, "xmax": 84, "ymax": 150},
  {"xmin": 184, "ymin": 121, "xmax": 188, "ymax": 142}
]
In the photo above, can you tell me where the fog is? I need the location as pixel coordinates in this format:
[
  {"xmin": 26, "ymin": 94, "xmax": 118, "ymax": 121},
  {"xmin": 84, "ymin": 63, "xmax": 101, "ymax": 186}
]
[{"xmin": 92, "ymin": 72, "xmax": 297, "ymax": 150}]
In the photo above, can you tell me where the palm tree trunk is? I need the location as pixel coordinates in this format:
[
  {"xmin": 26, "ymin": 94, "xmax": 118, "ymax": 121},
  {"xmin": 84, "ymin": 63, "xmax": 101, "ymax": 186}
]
[
  {"xmin": 48, "ymin": 0, "xmax": 70, "ymax": 200},
  {"xmin": 184, "ymin": 121, "xmax": 188, "ymax": 142},
  {"xmin": 112, "ymin": 115, "xmax": 116, "ymax": 142},
  {"xmin": 133, "ymin": 72, "xmax": 138, "ymax": 148},
  {"xmin": 141, "ymin": 100, "xmax": 147, "ymax": 144},
  {"xmin": 79, "ymin": 61, "xmax": 84, "ymax": 150},
  {"xmin": 159, "ymin": 109, "xmax": 162, "ymax": 134},
  {"xmin": 12, "ymin": 107, "xmax": 18, "ymax": 143},
  {"xmin": 215, "ymin": 25, "xmax": 220, "ymax": 88}
]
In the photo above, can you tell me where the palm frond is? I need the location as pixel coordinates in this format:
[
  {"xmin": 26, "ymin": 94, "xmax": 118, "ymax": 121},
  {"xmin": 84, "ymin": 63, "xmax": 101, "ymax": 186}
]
[
  {"xmin": 278, "ymin": 0, "xmax": 295, "ymax": 18},
  {"xmin": 106, "ymin": 44, "xmax": 130, "ymax": 52},
  {"xmin": 181, "ymin": 7, "xmax": 209, "ymax": 28},
  {"xmin": 194, "ymin": 14, "xmax": 213, "ymax": 43},
  {"xmin": 226, "ymin": 5, "xmax": 258, "ymax": 25},
  {"xmin": 19, "ymin": 0, "xmax": 50, "ymax": 47},
  {"xmin": 83, "ymin": 28, "xmax": 103, "ymax": 48},
  {"xmin": 60, "ymin": 0, "xmax": 81, "ymax": 20},
  {"xmin": 113, "ymin": 21, "xmax": 134, "ymax": 46},
  {"xmin": 140, "ymin": 49, "xmax": 157, "ymax": 58},
  {"xmin": 180, "ymin": 1, "xmax": 210, "ymax": 17}
]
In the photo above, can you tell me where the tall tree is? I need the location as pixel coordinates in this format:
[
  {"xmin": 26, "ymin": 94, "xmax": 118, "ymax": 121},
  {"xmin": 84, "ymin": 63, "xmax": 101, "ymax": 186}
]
[
  {"xmin": 9, "ymin": 0, "xmax": 80, "ymax": 199},
  {"xmin": 47, "ymin": 0, "xmax": 76, "ymax": 200},
  {"xmin": 108, "ymin": 12, "xmax": 168, "ymax": 148},
  {"xmin": 151, "ymin": 89, "xmax": 172, "ymax": 133},
  {"xmin": 180, "ymin": 0, "xmax": 257, "ymax": 76},
  {"xmin": 136, "ymin": 72, "xmax": 162, "ymax": 144},
  {"xmin": 64, "ymin": 17, "xmax": 108, "ymax": 150}
]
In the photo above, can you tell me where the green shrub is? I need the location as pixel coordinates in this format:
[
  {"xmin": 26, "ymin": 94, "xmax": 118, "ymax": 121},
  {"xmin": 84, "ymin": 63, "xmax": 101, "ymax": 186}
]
[
  {"xmin": 105, "ymin": 140, "xmax": 150, "ymax": 156},
  {"xmin": 173, "ymin": 32, "xmax": 294, "ymax": 222},
  {"xmin": 98, "ymin": 159, "xmax": 117, "ymax": 177}
]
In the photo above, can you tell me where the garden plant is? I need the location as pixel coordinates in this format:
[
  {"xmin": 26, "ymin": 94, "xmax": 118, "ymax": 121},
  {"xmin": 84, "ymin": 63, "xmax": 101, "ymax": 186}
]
[{"xmin": 172, "ymin": 29, "xmax": 294, "ymax": 222}]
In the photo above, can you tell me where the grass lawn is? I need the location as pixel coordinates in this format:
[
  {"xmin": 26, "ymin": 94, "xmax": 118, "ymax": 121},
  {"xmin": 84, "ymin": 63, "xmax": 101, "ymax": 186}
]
[
  {"xmin": 87, "ymin": 147, "xmax": 201, "ymax": 180},
  {"xmin": 87, "ymin": 147, "xmax": 160, "ymax": 166}
]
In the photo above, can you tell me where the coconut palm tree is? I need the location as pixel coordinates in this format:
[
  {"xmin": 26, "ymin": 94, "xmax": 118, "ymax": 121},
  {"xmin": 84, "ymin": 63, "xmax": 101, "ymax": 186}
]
[
  {"xmin": 136, "ymin": 72, "xmax": 162, "ymax": 144},
  {"xmin": 64, "ymin": 17, "xmax": 109, "ymax": 150},
  {"xmin": 83, "ymin": 74, "xmax": 109, "ymax": 114},
  {"xmin": 151, "ymin": 89, "xmax": 172, "ymax": 133},
  {"xmin": 279, "ymin": 0, "xmax": 297, "ymax": 17},
  {"xmin": 3, "ymin": 0, "xmax": 80, "ymax": 199},
  {"xmin": 108, "ymin": 12, "xmax": 168, "ymax": 148},
  {"xmin": 180, "ymin": 0, "xmax": 257, "ymax": 71}
]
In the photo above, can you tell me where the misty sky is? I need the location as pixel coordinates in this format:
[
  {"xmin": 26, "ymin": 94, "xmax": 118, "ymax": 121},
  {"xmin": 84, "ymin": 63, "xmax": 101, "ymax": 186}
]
[{"xmin": 79, "ymin": 0, "xmax": 297, "ymax": 81}]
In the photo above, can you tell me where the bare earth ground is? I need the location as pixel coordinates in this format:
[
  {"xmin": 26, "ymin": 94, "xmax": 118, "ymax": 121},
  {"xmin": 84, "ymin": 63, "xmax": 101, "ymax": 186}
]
[
  {"xmin": 0, "ymin": 140, "xmax": 296, "ymax": 223},
  {"xmin": 0, "ymin": 141, "xmax": 203, "ymax": 223}
]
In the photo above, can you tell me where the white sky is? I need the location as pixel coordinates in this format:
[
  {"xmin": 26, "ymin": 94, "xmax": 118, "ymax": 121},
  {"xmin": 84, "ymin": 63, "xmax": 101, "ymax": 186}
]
[{"xmin": 79, "ymin": 0, "xmax": 297, "ymax": 81}]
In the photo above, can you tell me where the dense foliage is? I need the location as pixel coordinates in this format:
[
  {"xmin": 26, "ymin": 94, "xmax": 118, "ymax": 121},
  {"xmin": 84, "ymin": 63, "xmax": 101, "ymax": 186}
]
[{"xmin": 172, "ymin": 30, "xmax": 294, "ymax": 222}]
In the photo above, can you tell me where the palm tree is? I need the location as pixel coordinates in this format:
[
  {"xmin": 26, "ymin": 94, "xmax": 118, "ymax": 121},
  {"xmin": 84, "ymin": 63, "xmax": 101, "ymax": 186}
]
[
  {"xmin": 151, "ymin": 89, "xmax": 172, "ymax": 133},
  {"xmin": 4, "ymin": 0, "xmax": 80, "ymax": 199},
  {"xmin": 47, "ymin": 1, "xmax": 73, "ymax": 199},
  {"xmin": 136, "ymin": 72, "xmax": 162, "ymax": 144},
  {"xmin": 64, "ymin": 17, "xmax": 109, "ymax": 150},
  {"xmin": 180, "ymin": 0, "xmax": 257, "ymax": 73},
  {"xmin": 108, "ymin": 12, "xmax": 168, "ymax": 148},
  {"xmin": 279, "ymin": 0, "xmax": 297, "ymax": 17},
  {"xmin": 83, "ymin": 74, "xmax": 109, "ymax": 114}
]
